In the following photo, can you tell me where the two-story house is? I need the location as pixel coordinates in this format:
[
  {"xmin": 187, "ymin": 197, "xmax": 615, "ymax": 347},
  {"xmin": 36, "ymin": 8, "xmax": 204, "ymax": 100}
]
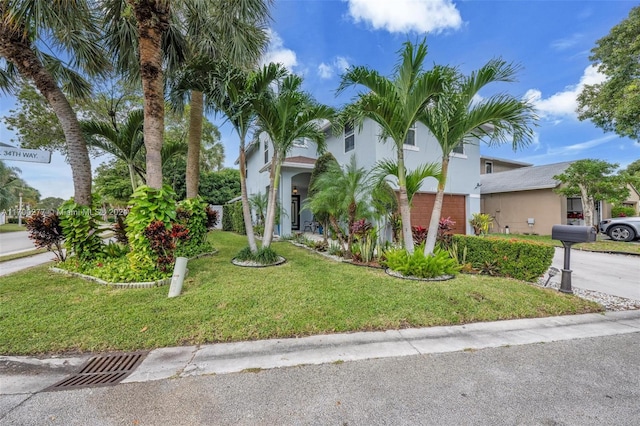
[{"xmin": 244, "ymin": 119, "xmax": 482, "ymax": 237}]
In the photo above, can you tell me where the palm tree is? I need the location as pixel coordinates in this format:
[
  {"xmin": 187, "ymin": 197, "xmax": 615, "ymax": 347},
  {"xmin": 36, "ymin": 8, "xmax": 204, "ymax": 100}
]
[
  {"xmin": 373, "ymin": 160, "xmax": 442, "ymax": 207},
  {"xmin": 337, "ymin": 39, "xmax": 445, "ymax": 253},
  {"xmin": 420, "ymin": 59, "xmax": 536, "ymax": 255},
  {"xmin": 81, "ymin": 109, "xmax": 145, "ymax": 191},
  {"xmin": 305, "ymin": 156, "xmax": 374, "ymax": 257},
  {"xmin": 252, "ymin": 69, "xmax": 335, "ymax": 248},
  {"xmin": 179, "ymin": 0, "xmax": 271, "ymax": 199},
  {"xmin": 0, "ymin": 1, "xmax": 109, "ymax": 206},
  {"xmin": 0, "ymin": 160, "xmax": 21, "ymax": 210}
]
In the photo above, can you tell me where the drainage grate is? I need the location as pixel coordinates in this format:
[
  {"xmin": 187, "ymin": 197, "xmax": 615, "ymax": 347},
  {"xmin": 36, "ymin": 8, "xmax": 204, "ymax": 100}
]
[{"xmin": 44, "ymin": 352, "xmax": 147, "ymax": 391}]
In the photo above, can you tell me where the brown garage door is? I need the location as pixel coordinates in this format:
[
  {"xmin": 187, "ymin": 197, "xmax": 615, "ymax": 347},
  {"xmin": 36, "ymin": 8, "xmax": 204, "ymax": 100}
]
[{"xmin": 410, "ymin": 193, "xmax": 467, "ymax": 235}]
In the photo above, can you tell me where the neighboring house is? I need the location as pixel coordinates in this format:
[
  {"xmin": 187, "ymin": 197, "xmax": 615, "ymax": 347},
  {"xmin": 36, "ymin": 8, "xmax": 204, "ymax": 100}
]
[
  {"xmin": 480, "ymin": 161, "xmax": 640, "ymax": 235},
  {"xmin": 244, "ymin": 119, "xmax": 482, "ymax": 237},
  {"xmin": 480, "ymin": 156, "xmax": 531, "ymax": 174}
]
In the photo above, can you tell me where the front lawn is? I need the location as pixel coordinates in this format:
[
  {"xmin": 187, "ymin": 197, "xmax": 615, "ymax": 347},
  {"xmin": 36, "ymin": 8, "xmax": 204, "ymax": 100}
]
[
  {"xmin": 488, "ymin": 233, "xmax": 640, "ymax": 255},
  {"xmin": 0, "ymin": 231, "xmax": 602, "ymax": 356}
]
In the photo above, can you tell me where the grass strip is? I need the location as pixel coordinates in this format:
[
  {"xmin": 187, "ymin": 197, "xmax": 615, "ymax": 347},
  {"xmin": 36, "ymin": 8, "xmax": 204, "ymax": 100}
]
[{"xmin": 0, "ymin": 231, "xmax": 602, "ymax": 356}]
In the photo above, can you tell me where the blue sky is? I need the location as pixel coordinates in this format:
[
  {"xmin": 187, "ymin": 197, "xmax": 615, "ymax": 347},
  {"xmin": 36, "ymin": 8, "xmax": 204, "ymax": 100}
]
[{"xmin": 1, "ymin": 0, "xmax": 639, "ymax": 200}]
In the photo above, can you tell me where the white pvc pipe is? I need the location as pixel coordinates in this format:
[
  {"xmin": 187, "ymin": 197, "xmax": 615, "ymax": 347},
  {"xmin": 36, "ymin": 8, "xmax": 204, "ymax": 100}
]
[{"xmin": 168, "ymin": 257, "xmax": 188, "ymax": 298}]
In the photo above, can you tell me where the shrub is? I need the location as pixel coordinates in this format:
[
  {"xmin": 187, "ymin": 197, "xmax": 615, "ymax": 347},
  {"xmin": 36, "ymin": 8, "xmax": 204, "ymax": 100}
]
[
  {"xmin": 612, "ymin": 205, "xmax": 636, "ymax": 218},
  {"xmin": 24, "ymin": 211, "xmax": 65, "ymax": 261},
  {"xmin": 58, "ymin": 199, "xmax": 104, "ymax": 261},
  {"xmin": 112, "ymin": 215, "xmax": 128, "ymax": 245},
  {"xmin": 451, "ymin": 235, "xmax": 554, "ymax": 282},
  {"xmin": 222, "ymin": 203, "xmax": 233, "ymax": 231},
  {"xmin": 235, "ymin": 246, "xmax": 280, "ymax": 264},
  {"xmin": 205, "ymin": 206, "xmax": 219, "ymax": 228},
  {"xmin": 412, "ymin": 225, "xmax": 427, "ymax": 246},
  {"xmin": 143, "ymin": 221, "xmax": 189, "ymax": 273},
  {"xmin": 383, "ymin": 244, "xmax": 459, "ymax": 279},
  {"xmin": 222, "ymin": 201, "xmax": 245, "ymax": 234},
  {"xmin": 438, "ymin": 216, "xmax": 456, "ymax": 249}
]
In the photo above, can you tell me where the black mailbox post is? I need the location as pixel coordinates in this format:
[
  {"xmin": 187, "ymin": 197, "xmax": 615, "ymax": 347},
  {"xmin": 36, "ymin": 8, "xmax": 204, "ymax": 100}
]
[{"xmin": 551, "ymin": 225, "xmax": 597, "ymax": 293}]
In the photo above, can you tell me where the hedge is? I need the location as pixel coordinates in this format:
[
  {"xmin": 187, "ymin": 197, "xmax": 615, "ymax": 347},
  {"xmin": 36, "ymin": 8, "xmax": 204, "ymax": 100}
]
[
  {"xmin": 452, "ymin": 235, "xmax": 554, "ymax": 282},
  {"xmin": 222, "ymin": 201, "xmax": 245, "ymax": 235}
]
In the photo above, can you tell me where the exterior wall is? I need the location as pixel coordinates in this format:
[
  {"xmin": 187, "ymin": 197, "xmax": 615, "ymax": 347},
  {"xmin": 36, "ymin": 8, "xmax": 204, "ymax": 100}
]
[
  {"xmin": 481, "ymin": 189, "xmax": 564, "ymax": 235},
  {"xmin": 410, "ymin": 193, "xmax": 467, "ymax": 234}
]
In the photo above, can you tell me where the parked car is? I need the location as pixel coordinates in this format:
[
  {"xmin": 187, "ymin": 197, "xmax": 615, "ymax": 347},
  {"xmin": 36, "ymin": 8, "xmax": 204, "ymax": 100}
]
[{"xmin": 598, "ymin": 217, "xmax": 640, "ymax": 242}]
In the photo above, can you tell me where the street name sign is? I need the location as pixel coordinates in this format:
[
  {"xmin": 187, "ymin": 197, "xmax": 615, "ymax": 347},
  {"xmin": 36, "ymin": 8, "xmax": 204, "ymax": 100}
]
[{"xmin": 0, "ymin": 146, "xmax": 52, "ymax": 163}]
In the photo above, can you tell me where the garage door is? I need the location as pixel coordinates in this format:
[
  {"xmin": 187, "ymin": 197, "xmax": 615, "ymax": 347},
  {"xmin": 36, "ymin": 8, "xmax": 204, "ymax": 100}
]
[{"xmin": 410, "ymin": 193, "xmax": 467, "ymax": 235}]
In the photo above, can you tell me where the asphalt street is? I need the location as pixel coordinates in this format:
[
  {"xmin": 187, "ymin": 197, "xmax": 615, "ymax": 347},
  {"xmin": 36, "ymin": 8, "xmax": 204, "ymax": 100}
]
[
  {"xmin": 0, "ymin": 231, "xmax": 34, "ymax": 256},
  {"xmin": 1, "ymin": 333, "xmax": 638, "ymax": 426}
]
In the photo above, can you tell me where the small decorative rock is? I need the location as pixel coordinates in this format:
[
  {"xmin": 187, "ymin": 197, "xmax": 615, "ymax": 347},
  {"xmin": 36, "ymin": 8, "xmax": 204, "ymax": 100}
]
[
  {"xmin": 536, "ymin": 278, "xmax": 640, "ymax": 311},
  {"xmin": 231, "ymin": 256, "xmax": 286, "ymax": 267}
]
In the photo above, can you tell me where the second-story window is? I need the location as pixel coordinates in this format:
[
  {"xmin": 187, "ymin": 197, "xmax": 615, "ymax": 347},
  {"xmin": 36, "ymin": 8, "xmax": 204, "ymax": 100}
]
[
  {"xmin": 344, "ymin": 122, "xmax": 355, "ymax": 152},
  {"xmin": 263, "ymin": 139, "xmax": 269, "ymax": 164},
  {"xmin": 485, "ymin": 161, "xmax": 493, "ymax": 174},
  {"xmin": 404, "ymin": 123, "xmax": 416, "ymax": 146},
  {"xmin": 452, "ymin": 141, "xmax": 464, "ymax": 155}
]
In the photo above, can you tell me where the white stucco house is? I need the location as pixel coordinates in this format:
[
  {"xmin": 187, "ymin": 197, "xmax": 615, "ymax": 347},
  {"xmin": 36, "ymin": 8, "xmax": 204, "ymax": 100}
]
[{"xmin": 243, "ymin": 119, "xmax": 482, "ymax": 237}]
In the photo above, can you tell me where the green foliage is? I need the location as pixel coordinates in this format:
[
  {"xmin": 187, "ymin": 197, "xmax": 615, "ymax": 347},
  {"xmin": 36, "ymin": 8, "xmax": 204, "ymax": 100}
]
[
  {"xmin": 235, "ymin": 246, "xmax": 280, "ymax": 264},
  {"xmin": 24, "ymin": 211, "xmax": 65, "ymax": 261},
  {"xmin": 222, "ymin": 204, "xmax": 234, "ymax": 231},
  {"xmin": 93, "ymin": 159, "xmax": 134, "ymax": 204},
  {"xmin": 102, "ymin": 241, "xmax": 130, "ymax": 258},
  {"xmin": 125, "ymin": 185, "xmax": 177, "ymax": 269},
  {"xmin": 59, "ymin": 256, "xmax": 168, "ymax": 283},
  {"xmin": 222, "ymin": 201, "xmax": 246, "ymax": 234},
  {"xmin": 170, "ymin": 168, "xmax": 240, "ymax": 204},
  {"xmin": 58, "ymin": 199, "xmax": 104, "ymax": 261},
  {"xmin": 176, "ymin": 197, "xmax": 208, "ymax": 245},
  {"xmin": 383, "ymin": 245, "xmax": 460, "ymax": 279},
  {"xmin": 451, "ymin": 235, "xmax": 555, "ymax": 282},
  {"xmin": 577, "ymin": 7, "xmax": 640, "ymax": 140},
  {"xmin": 469, "ymin": 213, "xmax": 493, "ymax": 236},
  {"xmin": 308, "ymin": 152, "xmax": 339, "ymax": 226},
  {"xmin": 612, "ymin": 205, "xmax": 636, "ymax": 217}
]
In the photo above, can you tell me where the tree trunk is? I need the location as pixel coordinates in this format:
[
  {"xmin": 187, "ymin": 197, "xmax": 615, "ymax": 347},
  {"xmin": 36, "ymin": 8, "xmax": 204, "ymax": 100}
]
[
  {"xmin": 130, "ymin": 0, "xmax": 169, "ymax": 190},
  {"xmin": 262, "ymin": 153, "xmax": 281, "ymax": 248},
  {"xmin": 424, "ymin": 157, "xmax": 449, "ymax": 256},
  {"xmin": 0, "ymin": 24, "xmax": 92, "ymax": 206},
  {"xmin": 239, "ymin": 137, "xmax": 258, "ymax": 252},
  {"xmin": 186, "ymin": 90, "xmax": 204, "ymax": 198},
  {"xmin": 128, "ymin": 163, "xmax": 138, "ymax": 192},
  {"xmin": 397, "ymin": 149, "xmax": 414, "ymax": 252},
  {"xmin": 579, "ymin": 184, "xmax": 595, "ymax": 227}
]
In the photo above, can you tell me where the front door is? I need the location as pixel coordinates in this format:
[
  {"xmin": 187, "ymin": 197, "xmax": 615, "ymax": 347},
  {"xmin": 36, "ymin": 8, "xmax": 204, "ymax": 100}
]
[{"xmin": 291, "ymin": 195, "xmax": 300, "ymax": 231}]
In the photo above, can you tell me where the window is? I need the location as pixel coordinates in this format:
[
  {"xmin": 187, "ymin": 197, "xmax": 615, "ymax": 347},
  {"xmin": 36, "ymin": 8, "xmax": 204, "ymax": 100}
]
[
  {"xmin": 452, "ymin": 142, "xmax": 464, "ymax": 155},
  {"xmin": 404, "ymin": 123, "xmax": 416, "ymax": 146},
  {"xmin": 344, "ymin": 122, "xmax": 355, "ymax": 152},
  {"xmin": 263, "ymin": 139, "xmax": 269, "ymax": 164},
  {"xmin": 293, "ymin": 137, "xmax": 308, "ymax": 148},
  {"xmin": 485, "ymin": 161, "xmax": 493, "ymax": 174}
]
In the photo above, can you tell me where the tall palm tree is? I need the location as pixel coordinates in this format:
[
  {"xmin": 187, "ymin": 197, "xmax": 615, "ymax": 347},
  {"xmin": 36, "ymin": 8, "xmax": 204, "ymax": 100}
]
[
  {"xmin": 81, "ymin": 109, "xmax": 145, "ymax": 191},
  {"xmin": 179, "ymin": 0, "xmax": 271, "ymax": 199},
  {"xmin": 337, "ymin": 39, "xmax": 445, "ymax": 253},
  {"xmin": 420, "ymin": 59, "xmax": 536, "ymax": 255},
  {"xmin": 0, "ymin": 1, "xmax": 109, "ymax": 206},
  {"xmin": 252, "ymin": 69, "xmax": 335, "ymax": 248},
  {"xmin": 373, "ymin": 159, "xmax": 442, "ymax": 207}
]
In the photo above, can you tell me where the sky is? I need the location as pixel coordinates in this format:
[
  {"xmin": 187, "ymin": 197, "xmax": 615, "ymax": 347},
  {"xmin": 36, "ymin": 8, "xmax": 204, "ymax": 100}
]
[{"xmin": 1, "ymin": 0, "xmax": 639, "ymax": 200}]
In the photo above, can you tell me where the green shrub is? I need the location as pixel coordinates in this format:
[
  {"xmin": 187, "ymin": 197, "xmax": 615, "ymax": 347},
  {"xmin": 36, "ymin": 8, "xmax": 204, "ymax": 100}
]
[
  {"xmin": 222, "ymin": 204, "xmax": 234, "ymax": 231},
  {"xmin": 382, "ymin": 245, "xmax": 460, "ymax": 279},
  {"xmin": 451, "ymin": 235, "xmax": 554, "ymax": 282},
  {"xmin": 24, "ymin": 211, "xmax": 65, "ymax": 261},
  {"xmin": 58, "ymin": 199, "xmax": 104, "ymax": 261},
  {"xmin": 59, "ymin": 256, "xmax": 168, "ymax": 283},
  {"xmin": 222, "ymin": 201, "xmax": 245, "ymax": 234},
  {"xmin": 235, "ymin": 246, "xmax": 280, "ymax": 264},
  {"xmin": 612, "ymin": 205, "xmax": 636, "ymax": 218}
]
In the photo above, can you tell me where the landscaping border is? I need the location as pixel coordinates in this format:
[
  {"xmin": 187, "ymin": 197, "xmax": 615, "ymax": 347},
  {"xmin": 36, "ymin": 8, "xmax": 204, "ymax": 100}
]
[{"xmin": 385, "ymin": 268, "xmax": 455, "ymax": 282}]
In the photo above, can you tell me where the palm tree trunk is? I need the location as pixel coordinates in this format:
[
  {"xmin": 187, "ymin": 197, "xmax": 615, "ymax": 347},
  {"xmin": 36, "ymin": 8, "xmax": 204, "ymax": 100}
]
[
  {"xmin": 239, "ymin": 139, "xmax": 258, "ymax": 252},
  {"xmin": 130, "ymin": 0, "xmax": 169, "ymax": 190},
  {"xmin": 186, "ymin": 90, "xmax": 204, "ymax": 198},
  {"xmin": 397, "ymin": 150, "xmax": 415, "ymax": 253},
  {"xmin": 262, "ymin": 154, "xmax": 281, "ymax": 248},
  {"xmin": 0, "ymin": 30, "xmax": 92, "ymax": 206},
  {"xmin": 424, "ymin": 157, "xmax": 450, "ymax": 255},
  {"xmin": 127, "ymin": 163, "xmax": 138, "ymax": 192}
]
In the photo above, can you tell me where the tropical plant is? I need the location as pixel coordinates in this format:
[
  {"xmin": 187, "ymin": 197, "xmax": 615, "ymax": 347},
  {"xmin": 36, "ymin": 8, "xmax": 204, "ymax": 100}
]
[
  {"xmin": 337, "ymin": 39, "xmax": 445, "ymax": 253},
  {"xmin": 308, "ymin": 152, "xmax": 340, "ymax": 243},
  {"xmin": 373, "ymin": 159, "xmax": 441, "ymax": 207},
  {"xmin": 252, "ymin": 68, "xmax": 335, "ymax": 248},
  {"xmin": 81, "ymin": 109, "xmax": 145, "ymax": 191},
  {"xmin": 0, "ymin": 1, "xmax": 110, "ymax": 205},
  {"xmin": 383, "ymin": 245, "xmax": 459, "ymax": 279},
  {"xmin": 24, "ymin": 211, "xmax": 65, "ymax": 261},
  {"xmin": 420, "ymin": 59, "xmax": 536, "ymax": 256},
  {"xmin": 58, "ymin": 198, "xmax": 104, "ymax": 261},
  {"xmin": 469, "ymin": 213, "xmax": 493, "ymax": 236},
  {"xmin": 249, "ymin": 192, "xmax": 268, "ymax": 227}
]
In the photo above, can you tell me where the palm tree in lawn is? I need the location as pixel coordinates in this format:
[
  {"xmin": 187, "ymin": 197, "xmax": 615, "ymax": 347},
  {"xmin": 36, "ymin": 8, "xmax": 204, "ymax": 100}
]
[
  {"xmin": 337, "ymin": 39, "xmax": 445, "ymax": 253},
  {"xmin": 101, "ymin": 0, "xmax": 187, "ymax": 189},
  {"xmin": 253, "ymin": 69, "xmax": 335, "ymax": 248},
  {"xmin": 175, "ymin": 0, "xmax": 271, "ymax": 199},
  {"xmin": 81, "ymin": 109, "xmax": 145, "ymax": 192},
  {"xmin": 420, "ymin": 59, "xmax": 536, "ymax": 256},
  {"xmin": 0, "ymin": 1, "xmax": 109, "ymax": 206}
]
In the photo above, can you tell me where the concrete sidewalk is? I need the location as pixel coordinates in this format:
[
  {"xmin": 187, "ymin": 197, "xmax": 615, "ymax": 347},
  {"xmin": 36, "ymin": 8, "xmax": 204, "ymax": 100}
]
[{"xmin": 2, "ymin": 310, "xmax": 639, "ymax": 396}]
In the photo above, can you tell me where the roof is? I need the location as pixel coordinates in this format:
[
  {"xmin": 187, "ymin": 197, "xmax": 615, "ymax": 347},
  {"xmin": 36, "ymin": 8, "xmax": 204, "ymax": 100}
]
[
  {"xmin": 480, "ymin": 155, "xmax": 532, "ymax": 167},
  {"xmin": 480, "ymin": 161, "xmax": 574, "ymax": 194}
]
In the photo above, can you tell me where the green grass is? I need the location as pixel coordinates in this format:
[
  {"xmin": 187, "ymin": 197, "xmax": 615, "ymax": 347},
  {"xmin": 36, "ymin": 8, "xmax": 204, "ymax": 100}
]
[
  {"xmin": 487, "ymin": 233, "xmax": 640, "ymax": 255},
  {"xmin": 0, "ymin": 224, "xmax": 26, "ymax": 233},
  {"xmin": 0, "ymin": 231, "xmax": 602, "ymax": 356}
]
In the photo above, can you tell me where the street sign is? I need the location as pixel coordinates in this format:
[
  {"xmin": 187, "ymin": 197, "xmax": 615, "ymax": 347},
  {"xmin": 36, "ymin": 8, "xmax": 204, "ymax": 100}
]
[{"xmin": 0, "ymin": 145, "xmax": 52, "ymax": 163}]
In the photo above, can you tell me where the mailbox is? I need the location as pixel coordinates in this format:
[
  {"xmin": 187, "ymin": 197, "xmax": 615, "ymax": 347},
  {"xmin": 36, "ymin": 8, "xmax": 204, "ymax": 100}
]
[{"xmin": 551, "ymin": 225, "xmax": 596, "ymax": 243}]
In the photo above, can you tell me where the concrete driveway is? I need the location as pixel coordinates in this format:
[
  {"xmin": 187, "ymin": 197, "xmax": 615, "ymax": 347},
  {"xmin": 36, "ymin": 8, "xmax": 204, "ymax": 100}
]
[{"xmin": 550, "ymin": 247, "xmax": 639, "ymax": 300}]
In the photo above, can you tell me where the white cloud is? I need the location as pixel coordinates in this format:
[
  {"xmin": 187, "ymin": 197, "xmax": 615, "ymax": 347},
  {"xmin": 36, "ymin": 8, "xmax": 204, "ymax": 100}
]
[
  {"xmin": 524, "ymin": 65, "xmax": 606, "ymax": 120},
  {"xmin": 550, "ymin": 33, "xmax": 583, "ymax": 51},
  {"xmin": 346, "ymin": 0, "xmax": 462, "ymax": 34},
  {"xmin": 518, "ymin": 135, "xmax": 617, "ymax": 164},
  {"xmin": 317, "ymin": 56, "xmax": 351, "ymax": 80},
  {"xmin": 261, "ymin": 29, "xmax": 297, "ymax": 71}
]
